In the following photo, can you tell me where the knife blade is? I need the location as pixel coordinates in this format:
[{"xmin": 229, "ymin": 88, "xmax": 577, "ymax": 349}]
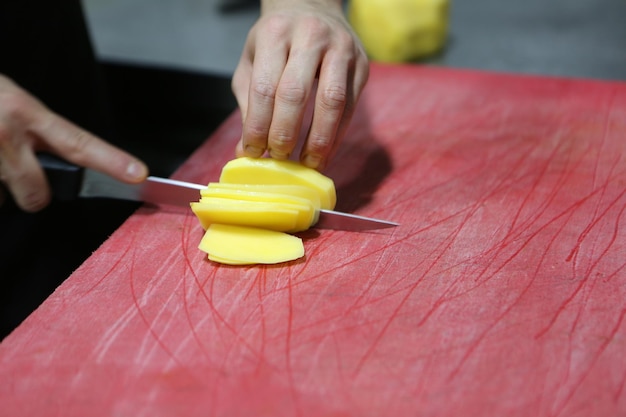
[{"xmin": 39, "ymin": 153, "xmax": 399, "ymax": 231}]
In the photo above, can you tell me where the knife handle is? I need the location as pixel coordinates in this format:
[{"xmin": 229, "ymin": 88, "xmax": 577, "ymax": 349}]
[{"xmin": 37, "ymin": 153, "xmax": 83, "ymax": 201}]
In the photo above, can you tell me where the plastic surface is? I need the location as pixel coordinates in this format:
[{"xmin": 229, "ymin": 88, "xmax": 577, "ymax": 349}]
[{"xmin": 2, "ymin": 63, "xmax": 625, "ymax": 416}]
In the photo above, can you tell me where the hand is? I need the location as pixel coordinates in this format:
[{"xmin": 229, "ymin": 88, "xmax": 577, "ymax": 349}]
[
  {"xmin": 231, "ymin": 0, "xmax": 369, "ymax": 171},
  {"xmin": 0, "ymin": 74, "xmax": 148, "ymax": 212}
]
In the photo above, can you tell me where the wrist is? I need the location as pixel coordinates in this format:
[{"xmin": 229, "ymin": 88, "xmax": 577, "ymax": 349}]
[{"xmin": 260, "ymin": 0, "xmax": 343, "ymax": 14}]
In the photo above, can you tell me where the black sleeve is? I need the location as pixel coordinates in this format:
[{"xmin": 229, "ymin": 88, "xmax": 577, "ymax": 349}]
[
  {"xmin": 0, "ymin": 0, "xmax": 112, "ymax": 137},
  {"xmin": 0, "ymin": 0, "xmax": 130, "ymax": 341}
]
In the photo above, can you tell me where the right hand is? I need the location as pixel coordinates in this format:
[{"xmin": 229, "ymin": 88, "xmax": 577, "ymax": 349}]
[
  {"xmin": 231, "ymin": 0, "xmax": 370, "ymax": 171},
  {"xmin": 0, "ymin": 74, "xmax": 148, "ymax": 212}
]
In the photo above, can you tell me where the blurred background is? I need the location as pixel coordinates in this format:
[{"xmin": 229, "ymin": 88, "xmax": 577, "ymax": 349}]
[{"xmin": 83, "ymin": 0, "xmax": 626, "ymax": 178}]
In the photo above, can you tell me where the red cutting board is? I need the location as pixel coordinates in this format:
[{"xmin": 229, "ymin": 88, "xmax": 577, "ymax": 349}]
[{"xmin": 1, "ymin": 63, "xmax": 626, "ymax": 417}]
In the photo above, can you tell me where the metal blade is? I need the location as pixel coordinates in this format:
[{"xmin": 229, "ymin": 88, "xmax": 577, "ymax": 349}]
[
  {"xmin": 315, "ymin": 209, "xmax": 399, "ymax": 231},
  {"xmin": 80, "ymin": 170, "xmax": 204, "ymax": 207},
  {"xmin": 79, "ymin": 170, "xmax": 399, "ymax": 230}
]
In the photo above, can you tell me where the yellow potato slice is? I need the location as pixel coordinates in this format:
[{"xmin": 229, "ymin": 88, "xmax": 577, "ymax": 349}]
[
  {"xmin": 199, "ymin": 224, "xmax": 304, "ymax": 265},
  {"xmin": 196, "ymin": 185, "xmax": 319, "ymax": 232},
  {"xmin": 191, "ymin": 198, "xmax": 314, "ymax": 232},
  {"xmin": 219, "ymin": 157, "xmax": 336, "ymax": 210},
  {"xmin": 193, "ymin": 158, "xmax": 337, "ymax": 265},
  {"xmin": 202, "ymin": 183, "xmax": 322, "ymax": 211},
  {"xmin": 200, "ymin": 187, "xmax": 315, "ymax": 212},
  {"xmin": 206, "ymin": 255, "xmax": 250, "ymax": 266}
]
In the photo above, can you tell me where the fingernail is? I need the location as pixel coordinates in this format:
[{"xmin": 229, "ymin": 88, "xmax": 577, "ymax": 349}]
[
  {"xmin": 269, "ymin": 149, "xmax": 290, "ymax": 160},
  {"xmin": 126, "ymin": 161, "xmax": 147, "ymax": 180},
  {"xmin": 302, "ymin": 154, "xmax": 322, "ymax": 169},
  {"xmin": 244, "ymin": 145, "xmax": 264, "ymax": 157}
]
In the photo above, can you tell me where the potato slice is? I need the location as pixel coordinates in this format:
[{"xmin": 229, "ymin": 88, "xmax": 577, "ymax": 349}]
[
  {"xmin": 202, "ymin": 183, "xmax": 322, "ymax": 211},
  {"xmin": 191, "ymin": 199, "xmax": 299, "ymax": 231},
  {"xmin": 219, "ymin": 157, "xmax": 336, "ymax": 210},
  {"xmin": 199, "ymin": 224, "xmax": 304, "ymax": 265},
  {"xmin": 196, "ymin": 185, "xmax": 318, "ymax": 232},
  {"xmin": 193, "ymin": 158, "xmax": 336, "ymax": 266},
  {"xmin": 200, "ymin": 187, "xmax": 315, "ymax": 211},
  {"xmin": 206, "ymin": 255, "xmax": 250, "ymax": 266},
  {"xmin": 192, "ymin": 197, "xmax": 318, "ymax": 233}
]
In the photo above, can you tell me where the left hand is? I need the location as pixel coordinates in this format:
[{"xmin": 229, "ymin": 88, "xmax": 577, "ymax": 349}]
[
  {"xmin": 231, "ymin": 0, "xmax": 369, "ymax": 171},
  {"xmin": 0, "ymin": 74, "xmax": 147, "ymax": 212}
]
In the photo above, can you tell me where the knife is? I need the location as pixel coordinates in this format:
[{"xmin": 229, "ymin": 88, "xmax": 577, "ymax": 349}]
[{"xmin": 39, "ymin": 154, "xmax": 399, "ymax": 231}]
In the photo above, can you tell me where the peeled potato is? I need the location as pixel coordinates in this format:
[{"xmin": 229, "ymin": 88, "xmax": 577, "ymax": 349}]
[
  {"xmin": 349, "ymin": 0, "xmax": 450, "ymax": 63},
  {"xmin": 201, "ymin": 183, "xmax": 322, "ymax": 211},
  {"xmin": 191, "ymin": 197, "xmax": 316, "ymax": 233},
  {"xmin": 191, "ymin": 199, "xmax": 300, "ymax": 232},
  {"xmin": 199, "ymin": 224, "xmax": 304, "ymax": 265},
  {"xmin": 192, "ymin": 157, "xmax": 336, "ymax": 265},
  {"xmin": 219, "ymin": 157, "xmax": 336, "ymax": 210}
]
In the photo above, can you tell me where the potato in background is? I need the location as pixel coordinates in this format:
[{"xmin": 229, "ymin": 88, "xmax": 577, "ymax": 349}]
[{"xmin": 349, "ymin": 0, "xmax": 450, "ymax": 63}]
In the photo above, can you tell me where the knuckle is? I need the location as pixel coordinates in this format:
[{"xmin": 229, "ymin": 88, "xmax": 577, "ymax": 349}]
[
  {"xmin": 263, "ymin": 15, "xmax": 291, "ymax": 38},
  {"xmin": 300, "ymin": 17, "xmax": 329, "ymax": 40},
  {"xmin": 251, "ymin": 78, "xmax": 278, "ymax": 102},
  {"xmin": 320, "ymin": 85, "xmax": 347, "ymax": 111},
  {"xmin": 269, "ymin": 149, "xmax": 290, "ymax": 160},
  {"xmin": 19, "ymin": 189, "xmax": 49, "ymax": 212},
  {"xmin": 277, "ymin": 82, "xmax": 308, "ymax": 106},
  {"xmin": 1, "ymin": 90, "xmax": 34, "ymax": 125},
  {"xmin": 0, "ymin": 93, "xmax": 43, "ymax": 164},
  {"xmin": 335, "ymin": 30, "xmax": 355, "ymax": 51},
  {"xmin": 65, "ymin": 128, "xmax": 93, "ymax": 158},
  {"xmin": 244, "ymin": 118, "xmax": 270, "ymax": 141},
  {"xmin": 269, "ymin": 129, "xmax": 295, "ymax": 150},
  {"xmin": 306, "ymin": 133, "xmax": 333, "ymax": 154},
  {"xmin": 10, "ymin": 170, "xmax": 50, "ymax": 212}
]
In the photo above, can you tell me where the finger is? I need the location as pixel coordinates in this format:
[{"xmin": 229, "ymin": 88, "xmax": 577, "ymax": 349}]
[
  {"xmin": 328, "ymin": 51, "xmax": 370, "ymax": 161},
  {"xmin": 299, "ymin": 50, "xmax": 349, "ymax": 170},
  {"xmin": 0, "ymin": 145, "xmax": 50, "ymax": 212},
  {"xmin": 235, "ymin": 137, "xmax": 246, "ymax": 159},
  {"xmin": 232, "ymin": 34, "xmax": 254, "ymax": 123},
  {"xmin": 32, "ymin": 112, "xmax": 148, "ymax": 184},
  {"xmin": 303, "ymin": 47, "xmax": 369, "ymax": 170},
  {"xmin": 267, "ymin": 46, "xmax": 321, "ymax": 160},
  {"xmin": 233, "ymin": 36, "xmax": 254, "ymax": 159},
  {"xmin": 239, "ymin": 27, "xmax": 289, "ymax": 158}
]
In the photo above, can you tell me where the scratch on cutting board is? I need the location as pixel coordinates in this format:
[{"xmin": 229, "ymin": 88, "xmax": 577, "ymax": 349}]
[
  {"xmin": 345, "ymin": 132, "xmax": 544, "ymax": 379},
  {"xmin": 128, "ymin": 245, "xmax": 198, "ymax": 379},
  {"xmin": 538, "ymin": 174, "xmax": 626, "ymax": 339},
  {"xmin": 552, "ymin": 308, "xmax": 626, "ymax": 416}
]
